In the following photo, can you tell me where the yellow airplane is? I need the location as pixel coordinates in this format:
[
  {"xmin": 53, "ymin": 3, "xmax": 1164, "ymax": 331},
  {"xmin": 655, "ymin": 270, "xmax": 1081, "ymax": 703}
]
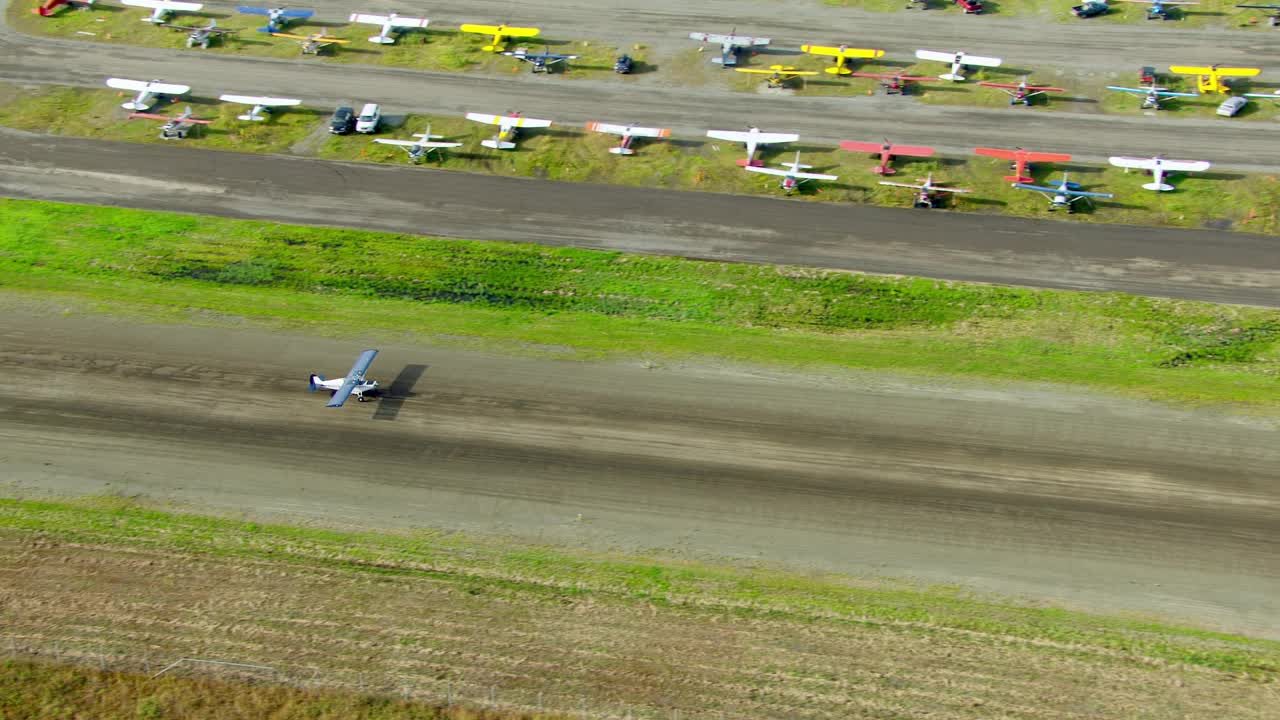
[
  {"xmin": 735, "ymin": 65, "xmax": 819, "ymax": 88},
  {"xmin": 270, "ymin": 31, "xmax": 349, "ymax": 55},
  {"xmin": 1168, "ymin": 64, "xmax": 1260, "ymax": 94},
  {"xmin": 801, "ymin": 44, "xmax": 886, "ymax": 75},
  {"xmin": 459, "ymin": 23, "xmax": 540, "ymax": 52}
]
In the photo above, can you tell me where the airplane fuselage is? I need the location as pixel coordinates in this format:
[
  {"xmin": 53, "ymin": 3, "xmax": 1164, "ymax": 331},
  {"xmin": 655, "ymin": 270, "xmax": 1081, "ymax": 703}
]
[{"xmin": 311, "ymin": 376, "xmax": 379, "ymax": 401}]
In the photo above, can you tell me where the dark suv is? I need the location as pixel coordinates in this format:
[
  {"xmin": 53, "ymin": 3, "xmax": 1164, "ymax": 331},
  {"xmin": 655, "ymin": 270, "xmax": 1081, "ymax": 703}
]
[
  {"xmin": 329, "ymin": 106, "xmax": 355, "ymax": 135},
  {"xmin": 613, "ymin": 55, "xmax": 634, "ymax": 74}
]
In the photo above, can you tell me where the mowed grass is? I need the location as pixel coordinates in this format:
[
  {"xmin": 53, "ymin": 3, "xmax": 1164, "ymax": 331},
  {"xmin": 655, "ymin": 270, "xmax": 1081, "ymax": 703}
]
[{"xmin": 3, "ymin": 198, "xmax": 1280, "ymax": 408}]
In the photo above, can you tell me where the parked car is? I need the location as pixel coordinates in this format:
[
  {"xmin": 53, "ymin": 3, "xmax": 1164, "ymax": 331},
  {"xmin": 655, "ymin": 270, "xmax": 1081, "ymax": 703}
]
[
  {"xmin": 1139, "ymin": 66, "xmax": 1157, "ymax": 85},
  {"xmin": 1071, "ymin": 1, "xmax": 1109, "ymax": 18},
  {"xmin": 1217, "ymin": 96, "xmax": 1248, "ymax": 117},
  {"xmin": 328, "ymin": 106, "xmax": 355, "ymax": 135},
  {"xmin": 355, "ymin": 103, "xmax": 381, "ymax": 134},
  {"xmin": 613, "ymin": 54, "xmax": 634, "ymax": 74}
]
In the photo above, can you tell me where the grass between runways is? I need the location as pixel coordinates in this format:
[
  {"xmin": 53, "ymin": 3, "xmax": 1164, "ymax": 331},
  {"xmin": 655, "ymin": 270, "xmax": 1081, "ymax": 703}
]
[{"xmin": 2, "ymin": 198, "xmax": 1279, "ymax": 409}]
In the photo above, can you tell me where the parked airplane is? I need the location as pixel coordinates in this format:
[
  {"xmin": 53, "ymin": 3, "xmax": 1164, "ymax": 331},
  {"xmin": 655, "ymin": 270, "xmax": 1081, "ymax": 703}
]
[
  {"xmin": 1236, "ymin": 3, "xmax": 1280, "ymax": 25},
  {"xmin": 459, "ymin": 23, "xmax": 540, "ymax": 52},
  {"xmin": 584, "ymin": 121, "xmax": 672, "ymax": 155},
  {"xmin": 734, "ymin": 65, "xmax": 818, "ymax": 89},
  {"xmin": 348, "ymin": 12, "xmax": 429, "ymax": 44},
  {"xmin": 1106, "ymin": 84, "xmax": 1199, "ymax": 109},
  {"xmin": 105, "ymin": 77, "xmax": 190, "ymax": 111},
  {"xmin": 159, "ymin": 19, "xmax": 236, "ymax": 48},
  {"xmin": 1168, "ymin": 64, "xmax": 1260, "ymax": 94},
  {"xmin": 501, "ymin": 46, "xmax": 580, "ymax": 73},
  {"xmin": 373, "ymin": 124, "xmax": 463, "ymax": 162},
  {"xmin": 879, "ymin": 173, "xmax": 971, "ymax": 208},
  {"xmin": 128, "ymin": 105, "xmax": 211, "ymax": 139},
  {"xmin": 849, "ymin": 71, "xmax": 939, "ymax": 95},
  {"xmin": 979, "ymin": 77, "xmax": 1066, "ymax": 106},
  {"xmin": 689, "ymin": 30, "xmax": 770, "ymax": 68},
  {"xmin": 1113, "ymin": 0, "xmax": 1198, "ymax": 19},
  {"xmin": 914, "ymin": 49, "xmax": 1002, "ymax": 82},
  {"xmin": 744, "ymin": 151, "xmax": 838, "ymax": 194},
  {"xmin": 310, "ymin": 349, "xmax": 379, "ymax": 407},
  {"xmin": 271, "ymin": 31, "xmax": 348, "ymax": 54},
  {"xmin": 1012, "ymin": 174, "xmax": 1113, "ymax": 212},
  {"xmin": 236, "ymin": 5, "xmax": 314, "ymax": 33},
  {"xmin": 121, "ymin": 0, "xmax": 202, "ymax": 24},
  {"xmin": 799, "ymin": 44, "xmax": 884, "ymax": 75},
  {"xmin": 706, "ymin": 126, "xmax": 799, "ymax": 167},
  {"xmin": 974, "ymin": 146, "xmax": 1072, "ymax": 183},
  {"xmin": 218, "ymin": 93, "xmax": 301, "ymax": 121},
  {"xmin": 839, "ymin": 139, "xmax": 935, "ymax": 175},
  {"xmin": 1108, "ymin": 155, "xmax": 1210, "ymax": 191},
  {"xmin": 466, "ymin": 111, "xmax": 553, "ymax": 149}
]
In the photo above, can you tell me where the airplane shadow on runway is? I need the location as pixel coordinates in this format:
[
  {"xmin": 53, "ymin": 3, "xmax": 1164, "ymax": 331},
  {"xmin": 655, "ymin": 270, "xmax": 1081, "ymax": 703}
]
[{"xmin": 372, "ymin": 364, "xmax": 429, "ymax": 421}]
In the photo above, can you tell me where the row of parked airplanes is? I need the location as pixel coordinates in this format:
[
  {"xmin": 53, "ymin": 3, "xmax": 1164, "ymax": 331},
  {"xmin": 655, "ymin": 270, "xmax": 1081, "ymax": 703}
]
[{"xmin": 107, "ymin": 76, "xmax": 1214, "ymax": 210}]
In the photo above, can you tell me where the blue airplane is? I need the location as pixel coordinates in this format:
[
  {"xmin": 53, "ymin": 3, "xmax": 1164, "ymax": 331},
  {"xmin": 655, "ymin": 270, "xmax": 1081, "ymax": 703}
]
[
  {"xmin": 236, "ymin": 5, "xmax": 314, "ymax": 33},
  {"xmin": 1114, "ymin": 0, "xmax": 1199, "ymax": 20},
  {"xmin": 1013, "ymin": 174, "xmax": 1114, "ymax": 213}
]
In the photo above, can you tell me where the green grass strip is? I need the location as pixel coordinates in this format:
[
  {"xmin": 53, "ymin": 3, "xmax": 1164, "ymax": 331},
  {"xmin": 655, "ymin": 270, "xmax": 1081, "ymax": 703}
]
[
  {"xmin": 2, "ymin": 496, "xmax": 1277, "ymax": 679},
  {"xmin": 1, "ymin": 198, "xmax": 1278, "ymax": 407}
]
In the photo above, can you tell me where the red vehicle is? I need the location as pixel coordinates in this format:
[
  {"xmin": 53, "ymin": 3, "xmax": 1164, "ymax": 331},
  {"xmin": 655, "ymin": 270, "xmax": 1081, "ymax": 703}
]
[
  {"xmin": 1139, "ymin": 66, "xmax": 1157, "ymax": 85},
  {"xmin": 955, "ymin": 0, "xmax": 984, "ymax": 13}
]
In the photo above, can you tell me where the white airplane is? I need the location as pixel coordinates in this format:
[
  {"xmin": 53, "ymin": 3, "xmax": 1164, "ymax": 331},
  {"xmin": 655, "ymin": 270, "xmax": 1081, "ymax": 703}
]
[
  {"xmin": 706, "ymin": 126, "xmax": 799, "ymax": 167},
  {"xmin": 914, "ymin": 49, "xmax": 1002, "ymax": 82},
  {"xmin": 744, "ymin": 151, "xmax": 838, "ymax": 194},
  {"xmin": 122, "ymin": 0, "xmax": 202, "ymax": 23},
  {"xmin": 1108, "ymin": 155, "xmax": 1210, "ymax": 191},
  {"xmin": 309, "ymin": 349, "xmax": 379, "ymax": 407},
  {"xmin": 879, "ymin": 173, "xmax": 971, "ymax": 208},
  {"xmin": 105, "ymin": 77, "xmax": 190, "ymax": 111},
  {"xmin": 584, "ymin": 121, "xmax": 671, "ymax": 155},
  {"xmin": 1107, "ymin": 84, "xmax": 1199, "ymax": 110},
  {"xmin": 373, "ymin": 124, "xmax": 463, "ymax": 162},
  {"xmin": 689, "ymin": 30, "xmax": 770, "ymax": 67},
  {"xmin": 466, "ymin": 111, "xmax": 552, "ymax": 150},
  {"xmin": 218, "ymin": 93, "xmax": 301, "ymax": 121},
  {"xmin": 348, "ymin": 12, "xmax": 429, "ymax": 45}
]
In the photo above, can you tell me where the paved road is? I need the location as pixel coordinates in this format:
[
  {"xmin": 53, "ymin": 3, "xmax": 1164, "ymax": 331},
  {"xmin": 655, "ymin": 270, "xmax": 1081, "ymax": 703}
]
[
  {"xmin": 3, "ymin": 127, "xmax": 1278, "ymax": 305},
  {"xmin": 3, "ymin": 308, "xmax": 1278, "ymax": 638},
  {"xmin": 3, "ymin": 0, "xmax": 1280, "ymax": 170}
]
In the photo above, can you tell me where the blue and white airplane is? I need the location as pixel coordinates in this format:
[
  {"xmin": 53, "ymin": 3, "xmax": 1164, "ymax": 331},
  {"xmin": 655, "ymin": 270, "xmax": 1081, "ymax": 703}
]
[
  {"xmin": 309, "ymin": 349, "xmax": 379, "ymax": 407},
  {"xmin": 1113, "ymin": 0, "xmax": 1199, "ymax": 20},
  {"xmin": 236, "ymin": 5, "xmax": 314, "ymax": 33},
  {"xmin": 501, "ymin": 46, "xmax": 580, "ymax": 73},
  {"xmin": 1107, "ymin": 84, "xmax": 1198, "ymax": 110},
  {"xmin": 1012, "ymin": 174, "xmax": 1113, "ymax": 212}
]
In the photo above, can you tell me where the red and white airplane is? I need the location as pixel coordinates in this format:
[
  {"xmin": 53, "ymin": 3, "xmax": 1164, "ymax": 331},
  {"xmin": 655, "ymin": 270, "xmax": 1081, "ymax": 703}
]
[
  {"xmin": 744, "ymin": 151, "xmax": 838, "ymax": 194},
  {"xmin": 839, "ymin": 139, "xmax": 935, "ymax": 175},
  {"xmin": 978, "ymin": 77, "xmax": 1066, "ymax": 106},
  {"xmin": 584, "ymin": 121, "xmax": 672, "ymax": 155},
  {"xmin": 849, "ymin": 72, "xmax": 939, "ymax": 95},
  {"xmin": 706, "ymin": 126, "xmax": 799, "ymax": 167},
  {"xmin": 127, "ymin": 104, "xmax": 211, "ymax": 139},
  {"xmin": 974, "ymin": 146, "xmax": 1072, "ymax": 183}
]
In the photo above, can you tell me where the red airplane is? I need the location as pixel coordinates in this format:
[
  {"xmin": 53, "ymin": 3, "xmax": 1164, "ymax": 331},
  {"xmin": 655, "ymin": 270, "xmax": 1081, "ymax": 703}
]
[
  {"xmin": 32, "ymin": 0, "xmax": 70, "ymax": 15},
  {"xmin": 978, "ymin": 77, "xmax": 1066, "ymax": 106},
  {"xmin": 849, "ymin": 72, "xmax": 939, "ymax": 95},
  {"xmin": 974, "ymin": 147, "xmax": 1073, "ymax": 183},
  {"xmin": 839, "ymin": 139, "xmax": 936, "ymax": 175}
]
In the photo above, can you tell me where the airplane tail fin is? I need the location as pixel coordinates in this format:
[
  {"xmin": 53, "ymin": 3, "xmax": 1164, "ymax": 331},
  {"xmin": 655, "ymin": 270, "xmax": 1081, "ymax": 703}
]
[
  {"xmin": 1143, "ymin": 182, "xmax": 1175, "ymax": 192},
  {"xmin": 609, "ymin": 146, "xmax": 635, "ymax": 155},
  {"xmin": 308, "ymin": 374, "xmax": 323, "ymax": 391},
  {"xmin": 939, "ymin": 73, "xmax": 965, "ymax": 82},
  {"xmin": 482, "ymin": 140, "xmax": 517, "ymax": 150}
]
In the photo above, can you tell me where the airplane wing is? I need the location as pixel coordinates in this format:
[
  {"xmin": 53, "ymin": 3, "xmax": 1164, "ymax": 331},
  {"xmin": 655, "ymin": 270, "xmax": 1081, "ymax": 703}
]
[
  {"xmin": 1108, "ymin": 156, "xmax": 1159, "ymax": 170},
  {"xmin": 219, "ymin": 94, "xmax": 301, "ymax": 106},
  {"xmin": 960, "ymin": 54, "xmax": 1002, "ymax": 68},
  {"xmin": 915, "ymin": 49, "xmax": 959, "ymax": 63},
  {"xmin": 279, "ymin": 8, "xmax": 314, "ymax": 18},
  {"xmin": 691, "ymin": 32, "xmax": 768, "ymax": 46},
  {"xmin": 841, "ymin": 141, "xmax": 935, "ymax": 157},
  {"xmin": 975, "ymin": 148, "xmax": 1071, "ymax": 163},
  {"xmin": 735, "ymin": 68, "xmax": 817, "ymax": 76},
  {"xmin": 879, "ymin": 181, "xmax": 925, "ymax": 189},
  {"xmin": 460, "ymin": 23, "xmax": 501, "ymax": 34},
  {"xmin": 707, "ymin": 130, "xmax": 799, "ymax": 144},
  {"xmin": 126, "ymin": 111, "xmax": 170, "ymax": 121},
  {"xmin": 585, "ymin": 122, "xmax": 670, "ymax": 138},
  {"xmin": 745, "ymin": 166, "xmax": 839, "ymax": 181},
  {"xmin": 502, "ymin": 26, "xmax": 540, "ymax": 38},
  {"xmin": 466, "ymin": 112, "xmax": 501, "ymax": 125},
  {"xmin": 801, "ymin": 45, "xmax": 883, "ymax": 59},
  {"xmin": 1013, "ymin": 183, "xmax": 1113, "ymax": 198},
  {"xmin": 235, "ymin": 5, "xmax": 270, "ymax": 14},
  {"xmin": 349, "ymin": 13, "xmax": 430, "ymax": 28},
  {"xmin": 1021, "ymin": 151, "xmax": 1073, "ymax": 163},
  {"xmin": 980, "ymin": 82, "xmax": 1066, "ymax": 91},
  {"xmin": 1155, "ymin": 159, "xmax": 1212, "ymax": 172},
  {"xmin": 326, "ymin": 349, "xmax": 378, "ymax": 408},
  {"xmin": 108, "ymin": 78, "xmax": 191, "ymax": 95},
  {"xmin": 374, "ymin": 138, "xmax": 462, "ymax": 148},
  {"xmin": 123, "ymin": 0, "xmax": 204, "ymax": 11},
  {"xmin": 505, "ymin": 116, "xmax": 552, "ymax": 129},
  {"xmin": 1170, "ymin": 65, "xmax": 1259, "ymax": 77},
  {"xmin": 932, "ymin": 186, "xmax": 972, "ymax": 194}
]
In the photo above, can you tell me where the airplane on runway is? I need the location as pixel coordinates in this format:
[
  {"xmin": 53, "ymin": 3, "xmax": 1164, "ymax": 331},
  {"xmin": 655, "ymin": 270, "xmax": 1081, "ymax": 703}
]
[
  {"xmin": 914, "ymin": 49, "xmax": 1002, "ymax": 82},
  {"xmin": 1237, "ymin": 3, "xmax": 1280, "ymax": 25},
  {"xmin": 978, "ymin": 77, "xmax": 1066, "ymax": 106},
  {"xmin": 744, "ymin": 151, "xmax": 838, "ymax": 194},
  {"xmin": 584, "ymin": 121, "xmax": 672, "ymax": 155},
  {"xmin": 271, "ymin": 31, "xmax": 349, "ymax": 55},
  {"xmin": 974, "ymin": 146, "xmax": 1072, "ymax": 184},
  {"xmin": 849, "ymin": 71, "xmax": 939, "ymax": 95},
  {"xmin": 466, "ymin": 111, "xmax": 553, "ymax": 150},
  {"xmin": 1113, "ymin": 0, "xmax": 1198, "ymax": 20},
  {"xmin": 121, "ymin": 0, "xmax": 201, "ymax": 24},
  {"xmin": 879, "ymin": 173, "xmax": 971, "ymax": 208},
  {"xmin": 734, "ymin": 65, "xmax": 818, "ymax": 89},
  {"xmin": 706, "ymin": 126, "xmax": 799, "ymax": 167},
  {"xmin": 128, "ymin": 105, "xmax": 211, "ymax": 139},
  {"xmin": 1108, "ymin": 155, "xmax": 1210, "ymax": 191},
  {"xmin": 105, "ymin": 77, "xmax": 190, "ymax": 111},
  {"xmin": 799, "ymin": 44, "xmax": 885, "ymax": 75},
  {"xmin": 501, "ymin": 46, "xmax": 580, "ymax": 73},
  {"xmin": 1106, "ymin": 83, "xmax": 1199, "ymax": 109},
  {"xmin": 159, "ymin": 19, "xmax": 236, "ymax": 48},
  {"xmin": 236, "ymin": 5, "xmax": 314, "ymax": 33},
  {"xmin": 839, "ymin": 139, "xmax": 935, "ymax": 175},
  {"xmin": 219, "ymin": 94, "xmax": 301, "ymax": 121},
  {"xmin": 1012, "ymin": 174, "xmax": 1113, "ymax": 212},
  {"xmin": 310, "ymin": 349, "xmax": 379, "ymax": 407},
  {"xmin": 372, "ymin": 124, "xmax": 463, "ymax": 163},
  {"xmin": 689, "ymin": 30, "xmax": 770, "ymax": 68},
  {"xmin": 347, "ymin": 12, "xmax": 429, "ymax": 44},
  {"xmin": 459, "ymin": 23, "xmax": 540, "ymax": 52},
  {"xmin": 1168, "ymin": 64, "xmax": 1260, "ymax": 94}
]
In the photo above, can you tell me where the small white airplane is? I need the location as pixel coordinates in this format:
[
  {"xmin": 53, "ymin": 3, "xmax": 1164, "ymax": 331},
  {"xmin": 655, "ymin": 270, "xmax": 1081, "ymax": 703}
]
[
  {"xmin": 466, "ymin": 111, "xmax": 552, "ymax": 150},
  {"xmin": 1012, "ymin": 174, "xmax": 1114, "ymax": 212},
  {"xmin": 879, "ymin": 173, "xmax": 971, "ymax": 208},
  {"xmin": 689, "ymin": 30, "xmax": 770, "ymax": 67},
  {"xmin": 1107, "ymin": 84, "xmax": 1199, "ymax": 110},
  {"xmin": 105, "ymin": 77, "xmax": 190, "ymax": 111},
  {"xmin": 348, "ymin": 12, "xmax": 429, "ymax": 45},
  {"xmin": 121, "ymin": 0, "xmax": 202, "ymax": 23},
  {"xmin": 584, "ymin": 121, "xmax": 671, "ymax": 155},
  {"xmin": 218, "ymin": 93, "xmax": 301, "ymax": 121},
  {"xmin": 706, "ymin": 126, "xmax": 799, "ymax": 167},
  {"xmin": 744, "ymin": 151, "xmax": 838, "ymax": 194},
  {"xmin": 914, "ymin": 49, "xmax": 1002, "ymax": 82},
  {"xmin": 373, "ymin": 124, "xmax": 462, "ymax": 162},
  {"xmin": 309, "ymin": 349, "xmax": 379, "ymax": 407},
  {"xmin": 1108, "ymin": 155, "xmax": 1210, "ymax": 191}
]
